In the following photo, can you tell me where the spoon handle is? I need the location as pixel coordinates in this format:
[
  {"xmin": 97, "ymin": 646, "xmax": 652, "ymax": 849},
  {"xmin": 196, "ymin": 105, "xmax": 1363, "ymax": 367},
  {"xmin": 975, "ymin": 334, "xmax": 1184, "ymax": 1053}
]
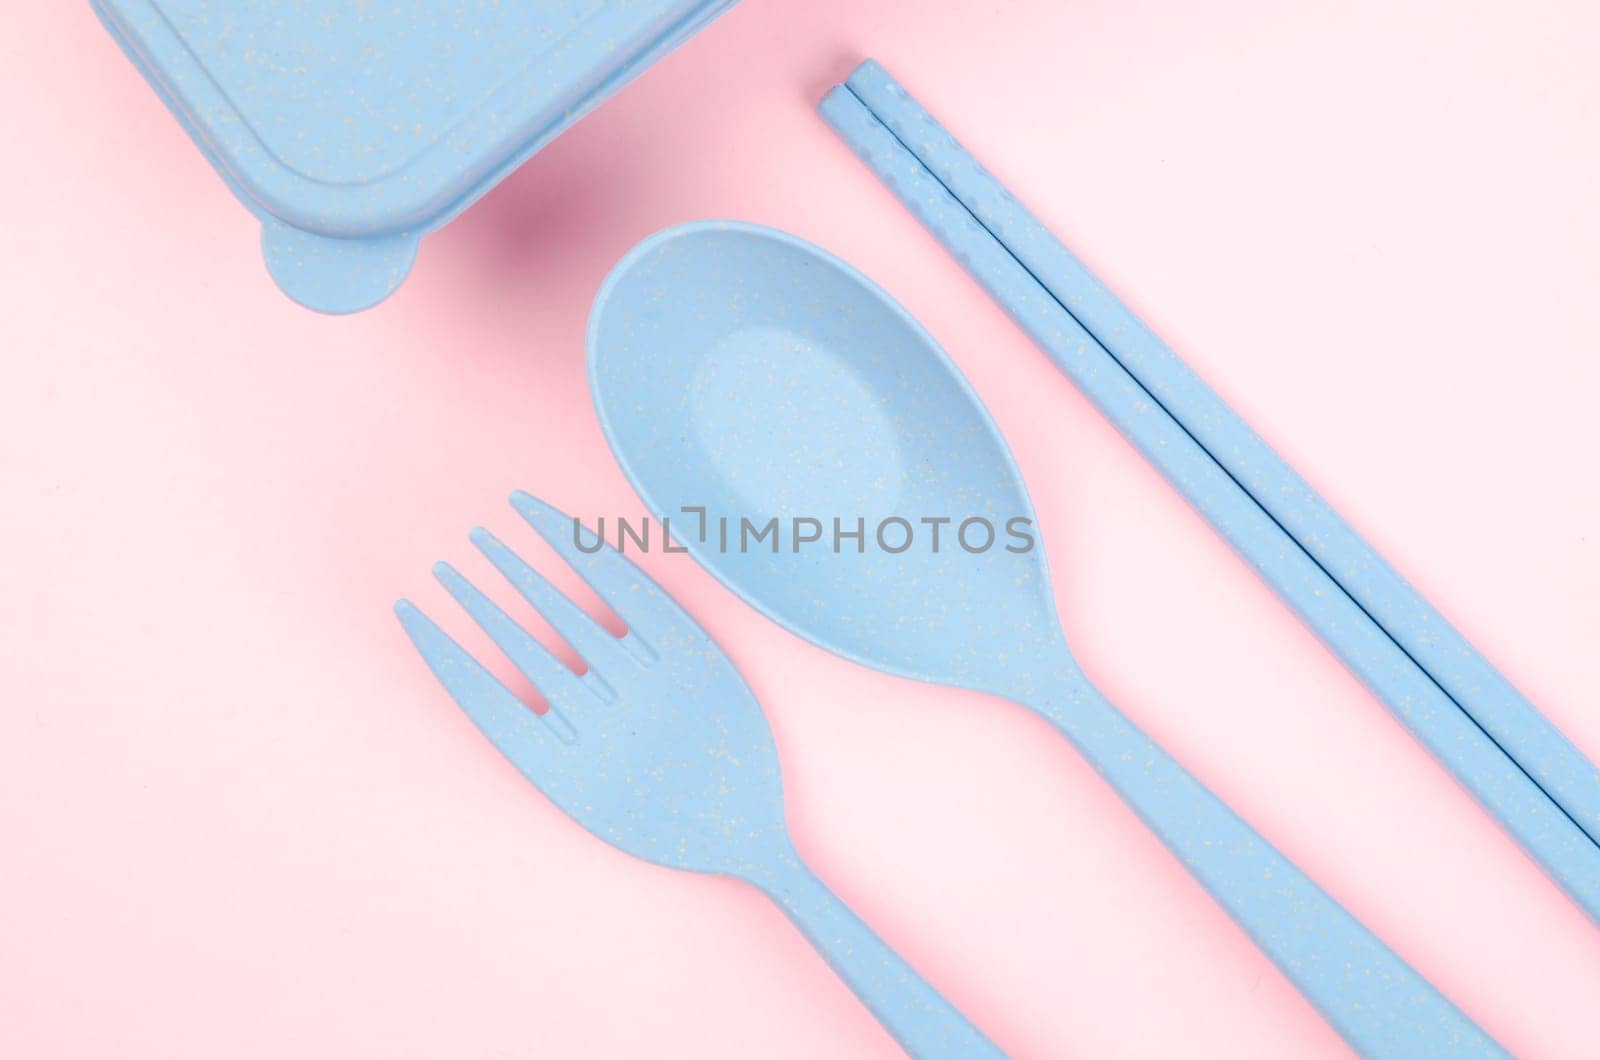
[
  {"xmin": 750, "ymin": 848, "xmax": 1004, "ymax": 1059},
  {"xmin": 1028, "ymin": 673, "xmax": 1504, "ymax": 1059}
]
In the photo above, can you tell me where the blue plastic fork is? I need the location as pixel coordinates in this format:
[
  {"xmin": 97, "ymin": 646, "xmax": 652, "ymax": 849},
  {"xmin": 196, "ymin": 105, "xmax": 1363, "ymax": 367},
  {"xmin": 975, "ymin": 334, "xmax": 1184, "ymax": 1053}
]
[{"xmin": 395, "ymin": 492, "xmax": 1002, "ymax": 1059}]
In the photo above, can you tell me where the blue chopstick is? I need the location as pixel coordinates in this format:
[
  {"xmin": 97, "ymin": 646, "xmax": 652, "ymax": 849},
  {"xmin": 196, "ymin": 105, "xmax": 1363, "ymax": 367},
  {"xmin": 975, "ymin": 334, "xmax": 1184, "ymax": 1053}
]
[
  {"xmin": 819, "ymin": 67, "xmax": 1600, "ymax": 921},
  {"xmin": 840, "ymin": 59, "xmax": 1600, "ymax": 855}
]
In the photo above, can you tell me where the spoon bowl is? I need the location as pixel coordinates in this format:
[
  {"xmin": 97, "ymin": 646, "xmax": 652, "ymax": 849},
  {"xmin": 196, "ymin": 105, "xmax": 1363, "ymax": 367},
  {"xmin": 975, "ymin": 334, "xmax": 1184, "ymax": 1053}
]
[{"xmin": 589, "ymin": 221, "xmax": 1061, "ymax": 693}]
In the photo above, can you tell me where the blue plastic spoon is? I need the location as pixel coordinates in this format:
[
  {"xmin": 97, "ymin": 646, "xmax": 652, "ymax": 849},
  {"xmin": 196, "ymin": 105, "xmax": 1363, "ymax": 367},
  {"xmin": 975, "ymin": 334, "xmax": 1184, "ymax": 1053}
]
[{"xmin": 587, "ymin": 221, "xmax": 1504, "ymax": 1058}]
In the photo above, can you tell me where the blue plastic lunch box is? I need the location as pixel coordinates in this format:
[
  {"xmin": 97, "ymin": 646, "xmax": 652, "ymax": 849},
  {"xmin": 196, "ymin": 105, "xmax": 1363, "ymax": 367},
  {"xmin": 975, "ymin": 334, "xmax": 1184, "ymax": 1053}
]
[{"xmin": 92, "ymin": 0, "xmax": 740, "ymax": 313}]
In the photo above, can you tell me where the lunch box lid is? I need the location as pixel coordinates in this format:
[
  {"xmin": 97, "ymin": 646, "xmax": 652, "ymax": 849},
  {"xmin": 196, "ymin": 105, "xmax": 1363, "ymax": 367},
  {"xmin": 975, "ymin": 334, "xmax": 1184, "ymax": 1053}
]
[{"xmin": 92, "ymin": 0, "xmax": 739, "ymax": 313}]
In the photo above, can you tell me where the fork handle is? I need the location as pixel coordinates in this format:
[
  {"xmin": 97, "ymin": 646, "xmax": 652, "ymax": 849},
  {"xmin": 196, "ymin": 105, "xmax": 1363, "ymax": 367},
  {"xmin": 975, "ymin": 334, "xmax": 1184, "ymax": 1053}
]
[
  {"xmin": 1025, "ymin": 669, "xmax": 1504, "ymax": 1058},
  {"xmin": 751, "ymin": 850, "xmax": 1003, "ymax": 1058}
]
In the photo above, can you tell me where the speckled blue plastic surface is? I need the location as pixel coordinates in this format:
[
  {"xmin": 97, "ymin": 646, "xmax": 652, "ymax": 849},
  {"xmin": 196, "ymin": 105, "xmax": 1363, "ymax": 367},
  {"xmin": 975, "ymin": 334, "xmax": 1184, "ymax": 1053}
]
[
  {"xmin": 90, "ymin": 0, "xmax": 738, "ymax": 313},
  {"xmin": 820, "ymin": 62, "xmax": 1600, "ymax": 923},
  {"xmin": 586, "ymin": 221, "xmax": 1503, "ymax": 1058},
  {"xmin": 395, "ymin": 492, "xmax": 1000, "ymax": 1059}
]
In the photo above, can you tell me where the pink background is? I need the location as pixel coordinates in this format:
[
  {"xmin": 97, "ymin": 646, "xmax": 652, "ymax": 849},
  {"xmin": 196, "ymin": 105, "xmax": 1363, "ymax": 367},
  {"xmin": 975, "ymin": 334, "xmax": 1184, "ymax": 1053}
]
[{"xmin": 4, "ymin": 1, "xmax": 1599, "ymax": 1056}]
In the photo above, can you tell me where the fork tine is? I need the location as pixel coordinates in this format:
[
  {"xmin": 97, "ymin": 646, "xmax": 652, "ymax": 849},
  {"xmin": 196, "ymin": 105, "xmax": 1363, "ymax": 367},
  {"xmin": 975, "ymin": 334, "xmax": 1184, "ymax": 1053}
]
[
  {"xmin": 509, "ymin": 491, "xmax": 681, "ymax": 652},
  {"xmin": 432, "ymin": 562, "xmax": 597, "ymax": 716},
  {"xmin": 394, "ymin": 600, "xmax": 575, "ymax": 761},
  {"xmin": 470, "ymin": 526, "xmax": 634, "ymax": 673}
]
